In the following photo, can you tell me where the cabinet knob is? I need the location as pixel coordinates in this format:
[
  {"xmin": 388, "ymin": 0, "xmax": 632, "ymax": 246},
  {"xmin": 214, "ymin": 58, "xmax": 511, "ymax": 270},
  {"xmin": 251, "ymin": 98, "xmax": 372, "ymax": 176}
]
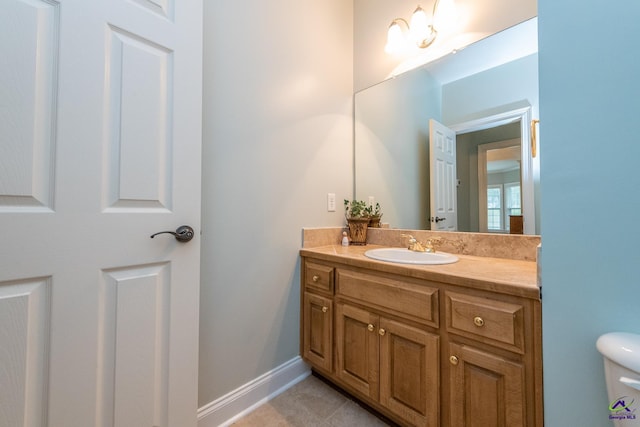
[
  {"xmin": 378, "ymin": 328, "xmax": 386, "ymax": 336},
  {"xmin": 367, "ymin": 324, "xmax": 375, "ymax": 332},
  {"xmin": 473, "ymin": 316, "xmax": 485, "ymax": 327},
  {"xmin": 322, "ymin": 306, "xmax": 328, "ymax": 313},
  {"xmin": 312, "ymin": 275, "xmax": 320, "ymax": 282},
  {"xmin": 449, "ymin": 355, "xmax": 459, "ymax": 366}
]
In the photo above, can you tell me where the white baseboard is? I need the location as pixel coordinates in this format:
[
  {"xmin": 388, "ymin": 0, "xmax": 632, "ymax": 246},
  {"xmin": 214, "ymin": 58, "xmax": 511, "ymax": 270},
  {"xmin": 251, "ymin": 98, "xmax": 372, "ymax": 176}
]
[{"xmin": 197, "ymin": 356, "xmax": 311, "ymax": 427}]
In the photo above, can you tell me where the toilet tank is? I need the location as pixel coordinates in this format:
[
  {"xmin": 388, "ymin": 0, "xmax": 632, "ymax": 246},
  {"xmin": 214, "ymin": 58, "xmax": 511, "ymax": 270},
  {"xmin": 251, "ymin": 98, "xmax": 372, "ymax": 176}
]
[{"xmin": 597, "ymin": 332, "xmax": 640, "ymax": 426}]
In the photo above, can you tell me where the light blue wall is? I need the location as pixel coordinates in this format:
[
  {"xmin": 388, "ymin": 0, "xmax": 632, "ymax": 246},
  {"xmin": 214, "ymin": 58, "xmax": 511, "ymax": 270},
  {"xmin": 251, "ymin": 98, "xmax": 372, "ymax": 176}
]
[
  {"xmin": 539, "ymin": 1, "xmax": 640, "ymax": 426},
  {"xmin": 441, "ymin": 54, "xmax": 539, "ymax": 127}
]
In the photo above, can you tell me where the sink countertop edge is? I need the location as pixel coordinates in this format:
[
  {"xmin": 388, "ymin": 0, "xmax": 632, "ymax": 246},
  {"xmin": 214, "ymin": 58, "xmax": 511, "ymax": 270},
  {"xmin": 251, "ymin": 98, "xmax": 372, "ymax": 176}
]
[{"xmin": 300, "ymin": 244, "xmax": 539, "ymax": 300}]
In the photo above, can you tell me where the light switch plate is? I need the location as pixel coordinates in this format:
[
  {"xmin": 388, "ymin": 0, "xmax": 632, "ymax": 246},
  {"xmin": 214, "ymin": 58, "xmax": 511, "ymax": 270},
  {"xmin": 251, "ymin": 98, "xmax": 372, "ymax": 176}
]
[{"xmin": 327, "ymin": 193, "xmax": 336, "ymax": 212}]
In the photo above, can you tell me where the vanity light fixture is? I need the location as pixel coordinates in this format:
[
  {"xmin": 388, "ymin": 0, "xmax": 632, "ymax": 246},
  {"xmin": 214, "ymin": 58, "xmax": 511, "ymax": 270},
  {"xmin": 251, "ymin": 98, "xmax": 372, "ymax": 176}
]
[{"xmin": 385, "ymin": 0, "xmax": 456, "ymax": 55}]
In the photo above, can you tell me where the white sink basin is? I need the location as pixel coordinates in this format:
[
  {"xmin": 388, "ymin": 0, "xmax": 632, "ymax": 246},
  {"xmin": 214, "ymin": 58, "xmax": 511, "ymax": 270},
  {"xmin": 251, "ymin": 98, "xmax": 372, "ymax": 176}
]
[{"xmin": 364, "ymin": 247, "xmax": 459, "ymax": 265}]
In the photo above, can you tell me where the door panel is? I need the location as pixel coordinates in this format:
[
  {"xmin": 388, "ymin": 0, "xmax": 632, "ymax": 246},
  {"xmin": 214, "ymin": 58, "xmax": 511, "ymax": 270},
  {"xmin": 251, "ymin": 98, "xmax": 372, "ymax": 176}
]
[
  {"xmin": 105, "ymin": 26, "xmax": 173, "ymax": 210},
  {"xmin": 98, "ymin": 264, "xmax": 171, "ymax": 427},
  {"xmin": 0, "ymin": 278, "xmax": 50, "ymax": 427},
  {"xmin": 130, "ymin": 0, "xmax": 174, "ymax": 19},
  {"xmin": 0, "ymin": 0, "xmax": 202, "ymax": 425},
  {"xmin": 0, "ymin": 0, "xmax": 58, "ymax": 212}
]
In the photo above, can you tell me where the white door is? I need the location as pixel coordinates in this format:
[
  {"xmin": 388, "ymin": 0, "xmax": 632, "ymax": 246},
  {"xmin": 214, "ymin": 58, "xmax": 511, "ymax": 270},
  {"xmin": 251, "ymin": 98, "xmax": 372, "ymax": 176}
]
[
  {"xmin": 0, "ymin": 1, "xmax": 202, "ymax": 426},
  {"xmin": 429, "ymin": 119, "xmax": 457, "ymax": 231}
]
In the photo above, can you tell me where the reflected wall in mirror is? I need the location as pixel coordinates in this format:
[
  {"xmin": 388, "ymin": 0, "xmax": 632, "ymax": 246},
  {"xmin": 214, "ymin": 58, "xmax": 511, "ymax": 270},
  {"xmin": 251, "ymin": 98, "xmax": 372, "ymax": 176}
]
[
  {"xmin": 354, "ymin": 18, "xmax": 540, "ymax": 234},
  {"xmin": 458, "ymin": 122, "xmax": 522, "ymax": 233}
]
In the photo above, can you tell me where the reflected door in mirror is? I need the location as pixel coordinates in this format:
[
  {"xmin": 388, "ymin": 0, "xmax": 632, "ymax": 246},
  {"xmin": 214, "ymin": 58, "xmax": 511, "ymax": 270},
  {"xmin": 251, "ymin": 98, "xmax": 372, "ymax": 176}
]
[{"xmin": 429, "ymin": 119, "xmax": 458, "ymax": 231}]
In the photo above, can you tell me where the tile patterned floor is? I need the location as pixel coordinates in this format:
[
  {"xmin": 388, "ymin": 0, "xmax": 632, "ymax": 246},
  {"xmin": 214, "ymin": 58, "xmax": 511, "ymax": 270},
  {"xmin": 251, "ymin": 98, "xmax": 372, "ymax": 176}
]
[{"xmin": 231, "ymin": 373, "xmax": 396, "ymax": 426}]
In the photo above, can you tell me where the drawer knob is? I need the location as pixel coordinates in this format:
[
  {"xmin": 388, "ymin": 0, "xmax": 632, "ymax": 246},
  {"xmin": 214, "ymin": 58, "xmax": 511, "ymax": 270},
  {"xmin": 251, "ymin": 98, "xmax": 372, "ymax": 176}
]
[
  {"xmin": 367, "ymin": 324, "xmax": 375, "ymax": 332},
  {"xmin": 449, "ymin": 355, "xmax": 459, "ymax": 365},
  {"xmin": 322, "ymin": 306, "xmax": 328, "ymax": 313},
  {"xmin": 378, "ymin": 328, "xmax": 386, "ymax": 336},
  {"xmin": 473, "ymin": 316, "xmax": 485, "ymax": 327},
  {"xmin": 312, "ymin": 275, "xmax": 320, "ymax": 282}
]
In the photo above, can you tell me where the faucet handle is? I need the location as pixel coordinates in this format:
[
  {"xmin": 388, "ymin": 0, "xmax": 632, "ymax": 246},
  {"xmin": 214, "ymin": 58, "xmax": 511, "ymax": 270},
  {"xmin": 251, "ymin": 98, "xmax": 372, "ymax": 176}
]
[
  {"xmin": 402, "ymin": 234, "xmax": 426, "ymax": 252},
  {"xmin": 424, "ymin": 237, "xmax": 443, "ymax": 253},
  {"xmin": 424, "ymin": 240, "xmax": 435, "ymax": 253},
  {"xmin": 401, "ymin": 234, "xmax": 417, "ymax": 247}
]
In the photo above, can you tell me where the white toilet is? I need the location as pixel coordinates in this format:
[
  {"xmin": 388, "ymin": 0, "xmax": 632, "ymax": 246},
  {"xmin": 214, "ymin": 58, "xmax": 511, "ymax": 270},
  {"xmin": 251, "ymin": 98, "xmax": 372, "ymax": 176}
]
[{"xmin": 597, "ymin": 332, "xmax": 640, "ymax": 426}]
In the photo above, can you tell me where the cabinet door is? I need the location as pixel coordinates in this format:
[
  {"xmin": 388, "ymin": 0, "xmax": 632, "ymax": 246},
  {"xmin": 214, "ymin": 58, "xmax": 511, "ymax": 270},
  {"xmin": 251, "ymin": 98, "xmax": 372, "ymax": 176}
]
[
  {"xmin": 302, "ymin": 292, "xmax": 333, "ymax": 372},
  {"xmin": 379, "ymin": 318, "xmax": 439, "ymax": 427},
  {"xmin": 449, "ymin": 342, "xmax": 525, "ymax": 427},
  {"xmin": 335, "ymin": 303, "xmax": 380, "ymax": 400}
]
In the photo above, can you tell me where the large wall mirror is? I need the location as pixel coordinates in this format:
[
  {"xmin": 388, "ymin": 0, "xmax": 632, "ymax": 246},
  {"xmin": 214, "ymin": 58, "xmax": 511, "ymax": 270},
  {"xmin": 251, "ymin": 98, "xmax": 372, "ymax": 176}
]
[{"xmin": 354, "ymin": 17, "xmax": 540, "ymax": 234}]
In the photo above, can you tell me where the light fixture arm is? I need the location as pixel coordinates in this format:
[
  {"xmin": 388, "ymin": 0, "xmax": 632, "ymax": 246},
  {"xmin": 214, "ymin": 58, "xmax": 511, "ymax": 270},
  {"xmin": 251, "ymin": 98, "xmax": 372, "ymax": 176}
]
[
  {"xmin": 431, "ymin": 0, "xmax": 441, "ymax": 23},
  {"xmin": 392, "ymin": 17, "xmax": 409, "ymax": 27},
  {"xmin": 417, "ymin": 25, "xmax": 438, "ymax": 49}
]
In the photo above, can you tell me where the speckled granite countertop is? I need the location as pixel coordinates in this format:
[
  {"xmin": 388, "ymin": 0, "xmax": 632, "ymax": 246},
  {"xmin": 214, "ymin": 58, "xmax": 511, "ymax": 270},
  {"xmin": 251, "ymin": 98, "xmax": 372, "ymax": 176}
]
[{"xmin": 300, "ymin": 244, "xmax": 540, "ymax": 300}]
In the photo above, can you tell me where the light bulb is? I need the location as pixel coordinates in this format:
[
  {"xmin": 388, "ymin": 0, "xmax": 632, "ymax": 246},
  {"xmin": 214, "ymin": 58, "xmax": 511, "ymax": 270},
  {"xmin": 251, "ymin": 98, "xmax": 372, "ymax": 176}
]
[
  {"xmin": 434, "ymin": 0, "xmax": 458, "ymax": 31},
  {"xmin": 409, "ymin": 6, "xmax": 430, "ymax": 44},
  {"xmin": 385, "ymin": 21, "xmax": 406, "ymax": 54}
]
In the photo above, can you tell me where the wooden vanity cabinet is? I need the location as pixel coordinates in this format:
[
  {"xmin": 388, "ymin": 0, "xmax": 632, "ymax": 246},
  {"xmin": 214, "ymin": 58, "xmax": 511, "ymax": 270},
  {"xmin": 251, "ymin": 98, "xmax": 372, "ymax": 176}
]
[
  {"xmin": 443, "ymin": 290, "xmax": 539, "ymax": 427},
  {"xmin": 300, "ymin": 255, "xmax": 542, "ymax": 427},
  {"xmin": 334, "ymin": 268, "xmax": 441, "ymax": 426},
  {"xmin": 301, "ymin": 262, "xmax": 334, "ymax": 373},
  {"xmin": 301, "ymin": 261, "xmax": 441, "ymax": 426},
  {"xmin": 334, "ymin": 302, "xmax": 439, "ymax": 427}
]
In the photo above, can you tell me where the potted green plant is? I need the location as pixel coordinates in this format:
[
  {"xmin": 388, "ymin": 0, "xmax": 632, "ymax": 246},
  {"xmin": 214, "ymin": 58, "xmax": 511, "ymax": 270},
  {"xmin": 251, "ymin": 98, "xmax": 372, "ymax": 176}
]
[
  {"xmin": 344, "ymin": 199, "xmax": 370, "ymax": 245},
  {"xmin": 366, "ymin": 202, "xmax": 383, "ymax": 228}
]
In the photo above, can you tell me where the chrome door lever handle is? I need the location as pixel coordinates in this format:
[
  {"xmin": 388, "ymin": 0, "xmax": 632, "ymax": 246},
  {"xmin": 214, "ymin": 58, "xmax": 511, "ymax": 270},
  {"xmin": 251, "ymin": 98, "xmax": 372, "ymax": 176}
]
[{"xmin": 150, "ymin": 225, "xmax": 195, "ymax": 242}]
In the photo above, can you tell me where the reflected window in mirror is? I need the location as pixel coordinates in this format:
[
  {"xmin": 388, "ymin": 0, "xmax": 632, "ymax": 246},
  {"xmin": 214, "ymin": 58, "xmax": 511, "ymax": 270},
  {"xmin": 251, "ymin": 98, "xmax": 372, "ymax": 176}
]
[{"xmin": 487, "ymin": 182, "xmax": 520, "ymax": 232}]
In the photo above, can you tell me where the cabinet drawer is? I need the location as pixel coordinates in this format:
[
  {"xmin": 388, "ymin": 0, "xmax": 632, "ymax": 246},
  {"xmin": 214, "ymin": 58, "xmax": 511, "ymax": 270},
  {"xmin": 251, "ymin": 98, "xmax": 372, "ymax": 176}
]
[
  {"xmin": 336, "ymin": 269, "xmax": 438, "ymax": 327},
  {"xmin": 445, "ymin": 291, "xmax": 525, "ymax": 353},
  {"xmin": 305, "ymin": 261, "xmax": 334, "ymax": 293}
]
